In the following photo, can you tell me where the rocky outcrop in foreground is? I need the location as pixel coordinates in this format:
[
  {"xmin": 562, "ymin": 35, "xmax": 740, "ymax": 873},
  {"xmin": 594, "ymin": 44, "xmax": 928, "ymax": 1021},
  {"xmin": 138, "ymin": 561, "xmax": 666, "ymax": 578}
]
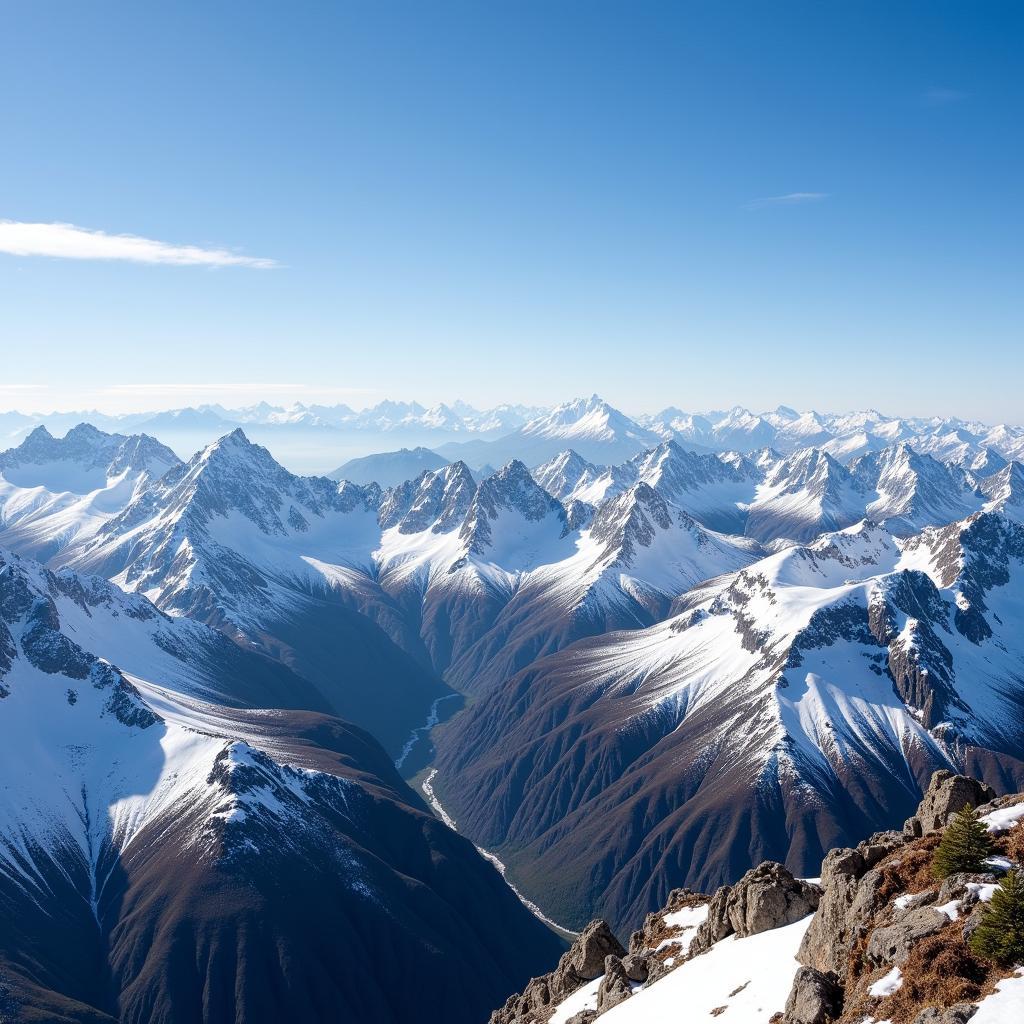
[
  {"xmin": 784, "ymin": 770, "xmax": 1023, "ymax": 1024},
  {"xmin": 490, "ymin": 770, "xmax": 1024, "ymax": 1024},
  {"xmin": 490, "ymin": 864, "xmax": 817, "ymax": 1023}
]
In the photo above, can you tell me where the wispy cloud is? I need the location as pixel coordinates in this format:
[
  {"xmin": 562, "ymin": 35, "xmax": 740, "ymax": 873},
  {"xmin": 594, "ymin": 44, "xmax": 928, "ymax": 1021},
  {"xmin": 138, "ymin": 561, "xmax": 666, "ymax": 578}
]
[
  {"xmin": 0, "ymin": 220, "xmax": 277, "ymax": 268},
  {"xmin": 921, "ymin": 87, "xmax": 966, "ymax": 106},
  {"xmin": 743, "ymin": 192, "xmax": 829, "ymax": 211}
]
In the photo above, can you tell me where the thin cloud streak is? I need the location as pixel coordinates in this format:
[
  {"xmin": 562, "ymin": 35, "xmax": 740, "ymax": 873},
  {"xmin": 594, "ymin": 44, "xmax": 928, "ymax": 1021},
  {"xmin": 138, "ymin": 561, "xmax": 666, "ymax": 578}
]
[
  {"xmin": 743, "ymin": 192, "xmax": 830, "ymax": 211},
  {"xmin": 0, "ymin": 220, "xmax": 277, "ymax": 268}
]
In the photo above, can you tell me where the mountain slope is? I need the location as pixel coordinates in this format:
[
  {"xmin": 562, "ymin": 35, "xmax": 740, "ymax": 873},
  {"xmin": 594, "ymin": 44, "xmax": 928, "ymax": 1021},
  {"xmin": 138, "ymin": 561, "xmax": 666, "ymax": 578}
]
[
  {"xmin": 438, "ymin": 397, "xmax": 662, "ymax": 468},
  {"xmin": 433, "ymin": 515, "xmax": 1024, "ymax": 932},
  {"xmin": 330, "ymin": 446, "xmax": 450, "ymax": 486},
  {"xmin": 61, "ymin": 429, "xmax": 449, "ymax": 753},
  {"xmin": 0, "ymin": 548, "xmax": 565, "ymax": 1024},
  {"xmin": 0, "ymin": 424, "xmax": 180, "ymax": 562}
]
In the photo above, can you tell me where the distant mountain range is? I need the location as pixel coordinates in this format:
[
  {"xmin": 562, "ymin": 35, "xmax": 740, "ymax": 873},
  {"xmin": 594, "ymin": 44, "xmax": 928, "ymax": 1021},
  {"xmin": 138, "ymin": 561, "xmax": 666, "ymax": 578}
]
[
  {"xmin": 3, "ymin": 403, "xmax": 1024, "ymax": 1021},
  {"xmin": 2, "ymin": 394, "xmax": 1023, "ymax": 474}
]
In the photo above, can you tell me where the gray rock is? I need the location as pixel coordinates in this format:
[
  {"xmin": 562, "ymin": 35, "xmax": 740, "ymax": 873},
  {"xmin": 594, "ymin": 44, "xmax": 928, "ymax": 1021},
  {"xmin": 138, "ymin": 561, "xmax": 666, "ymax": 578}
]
[
  {"xmin": 565, "ymin": 1013, "xmax": 598, "ymax": 1024},
  {"xmin": 692, "ymin": 863, "xmax": 820, "ymax": 954},
  {"xmin": 904, "ymin": 770, "xmax": 996, "ymax": 838},
  {"xmin": 548, "ymin": 919, "xmax": 626, "ymax": 1002},
  {"xmin": 937, "ymin": 872, "xmax": 996, "ymax": 907},
  {"xmin": 865, "ymin": 906, "xmax": 949, "ymax": 967},
  {"xmin": 489, "ymin": 918, "xmax": 624, "ymax": 1024},
  {"xmin": 911, "ymin": 1003, "xmax": 977, "ymax": 1024},
  {"xmin": 798, "ymin": 847, "xmax": 873, "ymax": 979},
  {"xmin": 961, "ymin": 902, "xmax": 987, "ymax": 942},
  {"xmin": 860, "ymin": 831, "xmax": 908, "ymax": 867},
  {"xmin": 596, "ymin": 955, "xmax": 632, "ymax": 1012},
  {"xmin": 620, "ymin": 953, "xmax": 649, "ymax": 983},
  {"xmin": 807, "ymin": 831, "xmax": 910, "ymax": 966},
  {"xmin": 783, "ymin": 966, "xmax": 843, "ymax": 1024}
]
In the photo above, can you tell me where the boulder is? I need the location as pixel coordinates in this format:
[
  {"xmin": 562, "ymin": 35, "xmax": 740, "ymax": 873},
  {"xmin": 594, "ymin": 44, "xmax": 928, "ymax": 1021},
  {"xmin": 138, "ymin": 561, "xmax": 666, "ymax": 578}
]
[
  {"xmin": 692, "ymin": 863, "xmax": 820, "ymax": 954},
  {"xmin": 937, "ymin": 872, "xmax": 996, "ymax": 908},
  {"xmin": 865, "ymin": 906, "xmax": 949, "ymax": 967},
  {"xmin": 783, "ymin": 966, "xmax": 843, "ymax": 1024},
  {"xmin": 904, "ymin": 771, "xmax": 996, "ymax": 838},
  {"xmin": 548, "ymin": 920, "xmax": 625, "ymax": 1002},
  {"xmin": 911, "ymin": 1004, "xmax": 977, "ymax": 1024},
  {"xmin": 489, "ymin": 919, "xmax": 624, "ymax": 1024},
  {"xmin": 620, "ymin": 953, "xmax": 649, "ymax": 983},
  {"xmin": 596, "ymin": 955, "xmax": 632, "ymax": 1013},
  {"xmin": 798, "ymin": 847, "xmax": 870, "ymax": 978}
]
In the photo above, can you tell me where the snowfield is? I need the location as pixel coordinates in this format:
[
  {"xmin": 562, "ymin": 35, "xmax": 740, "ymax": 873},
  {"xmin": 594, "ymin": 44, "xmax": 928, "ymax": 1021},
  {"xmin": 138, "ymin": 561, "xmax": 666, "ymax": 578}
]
[{"xmin": 591, "ymin": 917, "xmax": 810, "ymax": 1024}]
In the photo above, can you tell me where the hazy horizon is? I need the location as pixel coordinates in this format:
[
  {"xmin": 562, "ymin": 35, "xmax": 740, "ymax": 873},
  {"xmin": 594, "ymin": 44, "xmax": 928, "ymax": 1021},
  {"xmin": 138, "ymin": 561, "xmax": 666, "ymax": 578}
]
[{"xmin": 0, "ymin": 391, "xmax": 1020, "ymax": 428}]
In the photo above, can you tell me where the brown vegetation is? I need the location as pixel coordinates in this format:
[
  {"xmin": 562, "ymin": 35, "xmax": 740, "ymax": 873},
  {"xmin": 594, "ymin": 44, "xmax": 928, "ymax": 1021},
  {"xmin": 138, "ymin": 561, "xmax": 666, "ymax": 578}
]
[
  {"xmin": 875, "ymin": 834, "xmax": 943, "ymax": 901},
  {"xmin": 874, "ymin": 930, "xmax": 997, "ymax": 1024},
  {"xmin": 996, "ymin": 821, "xmax": 1024, "ymax": 864}
]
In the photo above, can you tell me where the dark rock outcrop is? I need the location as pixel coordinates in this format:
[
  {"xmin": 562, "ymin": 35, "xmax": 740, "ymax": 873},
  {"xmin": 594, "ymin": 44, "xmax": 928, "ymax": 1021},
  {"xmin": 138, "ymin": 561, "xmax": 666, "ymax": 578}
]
[{"xmin": 489, "ymin": 920, "xmax": 624, "ymax": 1024}]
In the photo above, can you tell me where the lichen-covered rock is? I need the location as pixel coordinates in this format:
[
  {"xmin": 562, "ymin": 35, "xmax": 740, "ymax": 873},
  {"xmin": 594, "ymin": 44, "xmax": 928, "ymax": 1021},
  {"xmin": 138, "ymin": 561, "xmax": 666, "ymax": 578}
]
[
  {"xmin": 783, "ymin": 966, "xmax": 843, "ymax": 1024},
  {"xmin": 904, "ymin": 771, "xmax": 996, "ymax": 838}
]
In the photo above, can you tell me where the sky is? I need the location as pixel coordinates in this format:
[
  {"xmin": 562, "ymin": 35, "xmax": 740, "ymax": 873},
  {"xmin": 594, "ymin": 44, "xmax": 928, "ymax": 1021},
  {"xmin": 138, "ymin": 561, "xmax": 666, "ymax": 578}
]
[{"xmin": 0, "ymin": 1, "xmax": 1021, "ymax": 421}]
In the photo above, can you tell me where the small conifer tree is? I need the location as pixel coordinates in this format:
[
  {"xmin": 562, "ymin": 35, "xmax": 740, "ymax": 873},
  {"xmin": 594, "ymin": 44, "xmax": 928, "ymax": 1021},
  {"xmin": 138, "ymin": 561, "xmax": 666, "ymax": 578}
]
[
  {"xmin": 969, "ymin": 870, "xmax": 1024, "ymax": 966},
  {"xmin": 932, "ymin": 805, "xmax": 995, "ymax": 879}
]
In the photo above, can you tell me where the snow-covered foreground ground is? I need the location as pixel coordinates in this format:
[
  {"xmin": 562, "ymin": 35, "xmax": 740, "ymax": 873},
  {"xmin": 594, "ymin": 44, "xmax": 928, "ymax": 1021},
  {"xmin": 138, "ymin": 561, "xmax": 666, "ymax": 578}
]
[
  {"xmin": 973, "ymin": 972, "xmax": 1024, "ymax": 1024},
  {"xmin": 551, "ymin": 917, "xmax": 811, "ymax": 1024}
]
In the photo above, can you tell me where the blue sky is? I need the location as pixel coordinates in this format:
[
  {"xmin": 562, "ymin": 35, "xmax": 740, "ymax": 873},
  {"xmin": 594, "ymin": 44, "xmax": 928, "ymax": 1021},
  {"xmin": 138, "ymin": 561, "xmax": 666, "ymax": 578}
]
[{"xmin": 1, "ymin": 1, "xmax": 1021, "ymax": 419}]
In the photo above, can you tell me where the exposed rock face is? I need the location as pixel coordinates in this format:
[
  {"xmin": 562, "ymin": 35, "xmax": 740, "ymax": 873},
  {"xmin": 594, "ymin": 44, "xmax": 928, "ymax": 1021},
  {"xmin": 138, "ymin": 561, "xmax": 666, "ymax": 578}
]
[
  {"xmin": 619, "ymin": 953, "xmax": 649, "ymax": 983},
  {"xmin": 911, "ymin": 1005, "xmax": 978, "ymax": 1024},
  {"xmin": 490, "ymin": 772, "xmax": 1023, "ymax": 1024},
  {"xmin": 692, "ymin": 862, "xmax": 820, "ymax": 954},
  {"xmin": 489, "ymin": 920, "xmax": 624, "ymax": 1024},
  {"xmin": 864, "ymin": 906, "xmax": 949, "ymax": 967},
  {"xmin": 554, "ymin": 921, "xmax": 626, "ymax": 999},
  {"xmin": 903, "ymin": 770, "xmax": 997, "ymax": 838},
  {"xmin": 797, "ymin": 829, "xmax": 907, "ymax": 979},
  {"xmin": 596, "ymin": 955, "xmax": 632, "ymax": 1013},
  {"xmin": 783, "ymin": 967, "xmax": 844, "ymax": 1024},
  {"xmin": 628, "ymin": 888, "xmax": 708, "ymax": 954}
]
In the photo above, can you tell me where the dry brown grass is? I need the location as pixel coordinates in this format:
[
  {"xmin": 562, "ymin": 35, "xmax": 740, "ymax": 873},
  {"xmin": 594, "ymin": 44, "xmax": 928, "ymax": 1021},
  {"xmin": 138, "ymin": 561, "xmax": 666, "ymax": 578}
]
[
  {"xmin": 837, "ymin": 830, "xmax": 1010, "ymax": 1023},
  {"xmin": 996, "ymin": 821, "xmax": 1024, "ymax": 864},
  {"xmin": 642, "ymin": 891, "xmax": 710, "ymax": 964},
  {"xmin": 841, "ymin": 918, "xmax": 1017, "ymax": 1024},
  {"xmin": 873, "ymin": 929, "xmax": 1004, "ymax": 1024},
  {"xmin": 874, "ymin": 833, "xmax": 943, "ymax": 903}
]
